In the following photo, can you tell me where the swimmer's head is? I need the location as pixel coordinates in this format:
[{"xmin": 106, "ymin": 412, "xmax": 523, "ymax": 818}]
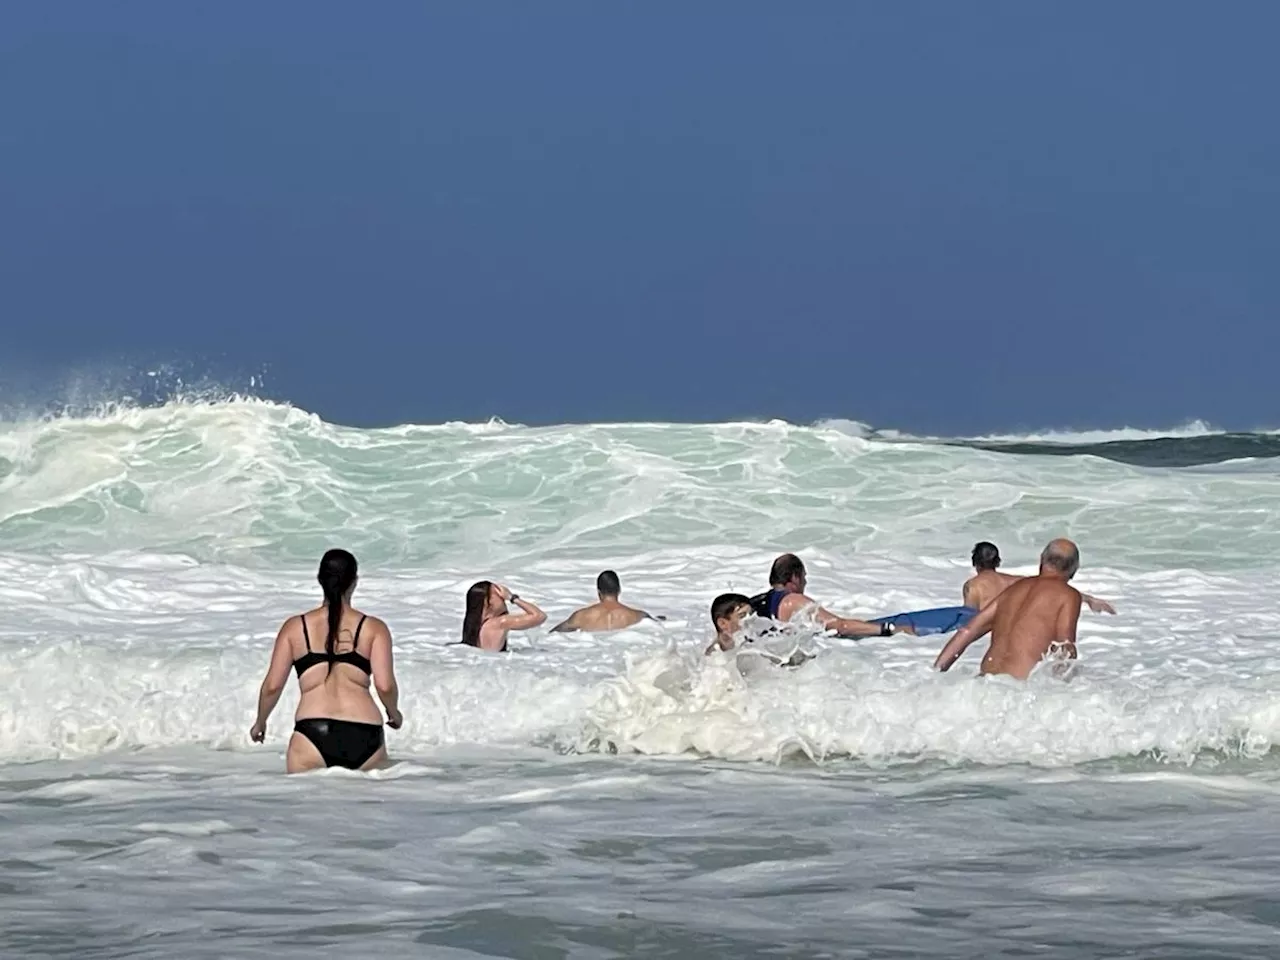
[
  {"xmin": 1039, "ymin": 538, "xmax": 1080, "ymax": 579},
  {"xmin": 769, "ymin": 554, "xmax": 806, "ymax": 591},
  {"xmin": 461, "ymin": 580, "xmax": 502, "ymax": 647},
  {"xmin": 711, "ymin": 592, "xmax": 752, "ymax": 636},
  {"xmin": 317, "ymin": 549, "xmax": 358, "ymax": 657},
  {"xmin": 596, "ymin": 569, "xmax": 621, "ymax": 600},
  {"xmin": 971, "ymin": 541, "xmax": 1001, "ymax": 571},
  {"xmin": 317, "ymin": 548, "xmax": 358, "ymax": 601}
]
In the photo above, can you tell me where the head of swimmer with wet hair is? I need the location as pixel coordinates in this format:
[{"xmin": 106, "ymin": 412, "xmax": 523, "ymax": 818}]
[
  {"xmin": 596, "ymin": 569, "xmax": 621, "ymax": 600},
  {"xmin": 769, "ymin": 553, "xmax": 807, "ymax": 592},
  {"xmin": 1038, "ymin": 538, "xmax": 1080, "ymax": 579},
  {"xmin": 706, "ymin": 593, "xmax": 753, "ymax": 655},
  {"xmin": 971, "ymin": 541, "xmax": 1001, "ymax": 572},
  {"xmin": 462, "ymin": 581, "xmax": 501, "ymax": 646},
  {"xmin": 317, "ymin": 548, "xmax": 359, "ymax": 661},
  {"xmin": 461, "ymin": 579, "xmax": 547, "ymax": 651}
]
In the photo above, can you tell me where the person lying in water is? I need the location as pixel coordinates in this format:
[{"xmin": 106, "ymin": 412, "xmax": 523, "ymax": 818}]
[
  {"xmin": 705, "ymin": 592, "xmax": 813, "ymax": 667},
  {"xmin": 250, "ymin": 548, "xmax": 402, "ymax": 774},
  {"xmin": 548, "ymin": 569, "xmax": 660, "ymax": 633},
  {"xmin": 964, "ymin": 541, "xmax": 1115, "ymax": 614},
  {"xmin": 750, "ymin": 553, "xmax": 916, "ymax": 638},
  {"xmin": 461, "ymin": 581, "xmax": 547, "ymax": 651},
  {"xmin": 936, "ymin": 538, "xmax": 1085, "ymax": 680}
]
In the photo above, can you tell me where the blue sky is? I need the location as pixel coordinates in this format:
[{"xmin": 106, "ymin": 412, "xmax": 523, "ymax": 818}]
[{"xmin": 2, "ymin": 2, "xmax": 1278, "ymax": 433}]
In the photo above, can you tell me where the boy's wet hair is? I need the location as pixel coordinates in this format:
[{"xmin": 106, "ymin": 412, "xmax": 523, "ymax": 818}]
[{"xmin": 710, "ymin": 592, "xmax": 751, "ymax": 628}]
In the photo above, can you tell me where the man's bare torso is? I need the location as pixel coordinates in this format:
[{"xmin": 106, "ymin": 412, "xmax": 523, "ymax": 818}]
[
  {"xmin": 980, "ymin": 577, "xmax": 1082, "ymax": 679},
  {"xmin": 556, "ymin": 600, "xmax": 649, "ymax": 633}
]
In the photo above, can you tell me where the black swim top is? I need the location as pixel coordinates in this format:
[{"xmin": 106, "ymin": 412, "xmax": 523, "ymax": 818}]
[
  {"xmin": 293, "ymin": 614, "xmax": 372, "ymax": 677},
  {"xmin": 748, "ymin": 589, "xmax": 787, "ymax": 619}
]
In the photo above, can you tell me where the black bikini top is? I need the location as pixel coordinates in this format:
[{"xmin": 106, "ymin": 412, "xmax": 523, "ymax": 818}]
[{"xmin": 293, "ymin": 614, "xmax": 372, "ymax": 677}]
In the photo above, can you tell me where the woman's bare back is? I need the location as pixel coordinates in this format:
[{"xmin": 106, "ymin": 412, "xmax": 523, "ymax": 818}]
[{"xmin": 291, "ymin": 606, "xmax": 384, "ymax": 724}]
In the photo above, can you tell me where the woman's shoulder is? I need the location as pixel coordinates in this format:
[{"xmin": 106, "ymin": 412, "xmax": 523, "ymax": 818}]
[{"xmin": 351, "ymin": 609, "xmax": 391, "ymax": 635}]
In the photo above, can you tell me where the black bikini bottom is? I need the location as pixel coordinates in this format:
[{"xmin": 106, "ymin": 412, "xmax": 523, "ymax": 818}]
[{"xmin": 293, "ymin": 718, "xmax": 385, "ymax": 769}]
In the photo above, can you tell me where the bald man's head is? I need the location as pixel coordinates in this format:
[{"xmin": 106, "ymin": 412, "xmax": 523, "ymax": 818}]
[{"xmin": 1039, "ymin": 538, "xmax": 1080, "ymax": 579}]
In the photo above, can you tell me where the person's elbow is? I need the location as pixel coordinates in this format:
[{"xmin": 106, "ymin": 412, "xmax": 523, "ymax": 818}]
[
  {"xmin": 530, "ymin": 611, "xmax": 548, "ymax": 627},
  {"xmin": 375, "ymin": 675, "xmax": 398, "ymax": 698},
  {"xmin": 260, "ymin": 677, "xmax": 286, "ymax": 698}
]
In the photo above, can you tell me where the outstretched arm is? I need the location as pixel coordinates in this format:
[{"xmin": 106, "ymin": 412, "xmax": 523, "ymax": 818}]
[
  {"xmin": 816, "ymin": 605, "xmax": 915, "ymax": 638},
  {"xmin": 1005, "ymin": 574, "xmax": 1114, "ymax": 614},
  {"xmin": 934, "ymin": 601, "xmax": 998, "ymax": 672},
  {"xmin": 250, "ymin": 620, "xmax": 295, "ymax": 741},
  {"xmin": 548, "ymin": 610, "xmax": 580, "ymax": 633},
  {"xmin": 1081, "ymin": 594, "xmax": 1115, "ymax": 614},
  {"xmin": 782, "ymin": 594, "xmax": 914, "ymax": 638}
]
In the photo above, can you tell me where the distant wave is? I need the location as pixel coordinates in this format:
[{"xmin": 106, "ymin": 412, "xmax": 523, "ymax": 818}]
[
  {"xmin": 952, "ymin": 433, "xmax": 1280, "ymax": 468},
  {"xmin": 3, "ymin": 397, "xmax": 1280, "ymax": 573}
]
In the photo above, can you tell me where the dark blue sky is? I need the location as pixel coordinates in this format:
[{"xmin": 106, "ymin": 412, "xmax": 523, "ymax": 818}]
[{"xmin": 3, "ymin": 2, "xmax": 1278, "ymax": 433}]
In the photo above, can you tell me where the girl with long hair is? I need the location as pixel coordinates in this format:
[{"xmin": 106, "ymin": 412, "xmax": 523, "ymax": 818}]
[{"xmin": 461, "ymin": 581, "xmax": 546, "ymax": 651}]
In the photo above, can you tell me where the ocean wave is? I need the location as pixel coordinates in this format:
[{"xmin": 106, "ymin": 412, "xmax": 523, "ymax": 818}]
[
  {"xmin": 2, "ymin": 398, "xmax": 1280, "ymax": 571},
  {"xmin": 3, "ymin": 637, "xmax": 1278, "ymax": 769}
]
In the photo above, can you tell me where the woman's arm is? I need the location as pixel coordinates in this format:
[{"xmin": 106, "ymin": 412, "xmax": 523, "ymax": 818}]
[
  {"xmin": 369, "ymin": 618, "xmax": 402, "ymax": 728},
  {"xmin": 250, "ymin": 620, "xmax": 296, "ymax": 742},
  {"xmin": 496, "ymin": 585, "xmax": 547, "ymax": 631}
]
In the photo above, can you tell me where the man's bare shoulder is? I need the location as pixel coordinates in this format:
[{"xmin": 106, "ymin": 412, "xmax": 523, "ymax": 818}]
[
  {"xmin": 1024, "ymin": 577, "xmax": 1080, "ymax": 601},
  {"xmin": 999, "ymin": 576, "xmax": 1039, "ymax": 600},
  {"xmin": 568, "ymin": 604, "xmax": 606, "ymax": 626},
  {"xmin": 776, "ymin": 592, "xmax": 811, "ymax": 619}
]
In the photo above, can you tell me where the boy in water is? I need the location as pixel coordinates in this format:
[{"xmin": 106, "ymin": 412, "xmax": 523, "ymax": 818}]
[
  {"xmin": 705, "ymin": 593, "xmax": 753, "ymax": 655},
  {"xmin": 705, "ymin": 592, "xmax": 813, "ymax": 667}
]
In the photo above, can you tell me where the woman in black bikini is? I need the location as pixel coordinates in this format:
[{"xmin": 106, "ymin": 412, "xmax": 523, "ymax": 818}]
[{"xmin": 250, "ymin": 549, "xmax": 403, "ymax": 773}]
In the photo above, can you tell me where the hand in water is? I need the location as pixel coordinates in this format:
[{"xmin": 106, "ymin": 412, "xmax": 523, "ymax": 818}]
[
  {"xmin": 386, "ymin": 708, "xmax": 403, "ymax": 730},
  {"xmin": 1085, "ymin": 596, "xmax": 1116, "ymax": 614},
  {"xmin": 249, "ymin": 721, "xmax": 265, "ymax": 743}
]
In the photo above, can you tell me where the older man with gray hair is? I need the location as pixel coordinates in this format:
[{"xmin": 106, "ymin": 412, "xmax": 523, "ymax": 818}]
[{"xmin": 935, "ymin": 538, "xmax": 1085, "ymax": 679}]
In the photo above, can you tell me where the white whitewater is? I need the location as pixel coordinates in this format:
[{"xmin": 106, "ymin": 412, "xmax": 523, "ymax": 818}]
[{"xmin": 1, "ymin": 399, "xmax": 1278, "ymax": 957}]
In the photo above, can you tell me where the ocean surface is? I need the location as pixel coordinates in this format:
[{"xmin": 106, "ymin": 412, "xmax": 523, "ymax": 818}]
[{"xmin": 2, "ymin": 399, "xmax": 1280, "ymax": 958}]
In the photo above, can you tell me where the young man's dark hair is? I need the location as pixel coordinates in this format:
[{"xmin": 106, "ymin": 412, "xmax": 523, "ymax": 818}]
[
  {"xmin": 596, "ymin": 569, "xmax": 621, "ymax": 597},
  {"xmin": 971, "ymin": 542, "xmax": 1001, "ymax": 571}
]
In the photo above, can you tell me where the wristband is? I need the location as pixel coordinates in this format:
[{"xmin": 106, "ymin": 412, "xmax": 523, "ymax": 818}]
[
  {"xmin": 509, "ymin": 593, "xmax": 519, "ymax": 602},
  {"xmin": 879, "ymin": 621, "xmax": 894, "ymax": 637}
]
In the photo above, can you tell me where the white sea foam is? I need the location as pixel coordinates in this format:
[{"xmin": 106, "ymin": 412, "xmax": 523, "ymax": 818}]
[{"xmin": 1, "ymin": 542, "xmax": 1277, "ymax": 768}]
